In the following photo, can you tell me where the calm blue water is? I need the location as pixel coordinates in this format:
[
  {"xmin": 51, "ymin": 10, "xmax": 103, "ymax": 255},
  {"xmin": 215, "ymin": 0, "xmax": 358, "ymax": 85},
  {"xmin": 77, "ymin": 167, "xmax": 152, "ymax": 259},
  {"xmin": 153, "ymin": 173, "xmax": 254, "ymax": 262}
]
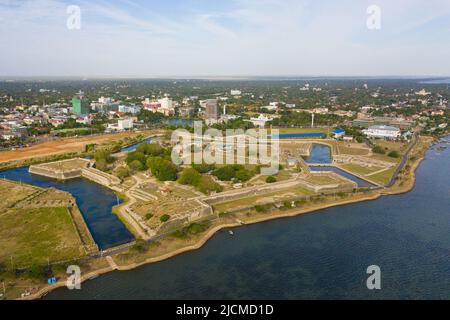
[
  {"xmin": 419, "ymin": 79, "xmax": 450, "ymax": 84},
  {"xmin": 0, "ymin": 167, "xmax": 134, "ymax": 249},
  {"xmin": 45, "ymin": 136, "xmax": 450, "ymax": 299},
  {"xmin": 304, "ymin": 144, "xmax": 333, "ymax": 164},
  {"xmin": 166, "ymin": 118, "xmax": 194, "ymax": 127},
  {"xmin": 273, "ymin": 133, "xmax": 326, "ymax": 139},
  {"xmin": 121, "ymin": 137, "xmax": 155, "ymax": 153},
  {"xmin": 309, "ymin": 166, "xmax": 376, "ymax": 188}
]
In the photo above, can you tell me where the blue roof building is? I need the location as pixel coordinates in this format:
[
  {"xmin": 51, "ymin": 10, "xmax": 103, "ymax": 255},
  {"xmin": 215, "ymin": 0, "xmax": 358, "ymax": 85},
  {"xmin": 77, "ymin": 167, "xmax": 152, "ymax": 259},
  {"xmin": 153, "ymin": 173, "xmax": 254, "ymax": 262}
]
[{"xmin": 332, "ymin": 129, "xmax": 346, "ymax": 138}]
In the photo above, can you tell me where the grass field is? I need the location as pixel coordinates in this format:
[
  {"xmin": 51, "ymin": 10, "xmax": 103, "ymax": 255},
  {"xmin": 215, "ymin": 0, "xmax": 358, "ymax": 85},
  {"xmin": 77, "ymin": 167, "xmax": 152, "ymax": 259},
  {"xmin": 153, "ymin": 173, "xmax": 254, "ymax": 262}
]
[
  {"xmin": 133, "ymin": 198, "xmax": 202, "ymax": 229},
  {"xmin": 213, "ymin": 186, "xmax": 313, "ymax": 212},
  {"xmin": 303, "ymin": 173, "xmax": 345, "ymax": 185},
  {"xmin": 0, "ymin": 207, "xmax": 86, "ymax": 267},
  {"xmin": 275, "ymin": 127, "xmax": 330, "ymax": 134},
  {"xmin": 373, "ymin": 140, "xmax": 408, "ymax": 153},
  {"xmin": 336, "ymin": 141, "xmax": 371, "ymax": 156},
  {"xmin": 0, "ymin": 179, "xmax": 38, "ymax": 210},
  {"xmin": 339, "ymin": 163, "xmax": 385, "ymax": 176},
  {"xmin": 0, "ymin": 179, "xmax": 95, "ymax": 268},
  {"xmin": 367, "ymin": 167, "xmax": 397, "ymax": 185},
  {"xmin": 37, "ymin": 158, "xmax": 89, "ymax": 171}
]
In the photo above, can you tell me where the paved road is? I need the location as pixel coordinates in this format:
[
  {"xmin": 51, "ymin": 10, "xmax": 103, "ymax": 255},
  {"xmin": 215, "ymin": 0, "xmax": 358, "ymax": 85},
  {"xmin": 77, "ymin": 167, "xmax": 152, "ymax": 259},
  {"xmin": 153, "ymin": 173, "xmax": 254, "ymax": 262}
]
[{"xmin": 386, "ymin": 132, "xmax": 419, "ymax": 188}]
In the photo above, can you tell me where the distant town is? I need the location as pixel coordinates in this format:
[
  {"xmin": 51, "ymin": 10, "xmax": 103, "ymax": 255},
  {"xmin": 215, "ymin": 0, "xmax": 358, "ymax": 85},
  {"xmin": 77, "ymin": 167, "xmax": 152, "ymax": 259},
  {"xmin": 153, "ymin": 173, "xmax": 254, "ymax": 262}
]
[{"xmin": 0, "ymin": 79, "xmax": 448, "ymax": 148}]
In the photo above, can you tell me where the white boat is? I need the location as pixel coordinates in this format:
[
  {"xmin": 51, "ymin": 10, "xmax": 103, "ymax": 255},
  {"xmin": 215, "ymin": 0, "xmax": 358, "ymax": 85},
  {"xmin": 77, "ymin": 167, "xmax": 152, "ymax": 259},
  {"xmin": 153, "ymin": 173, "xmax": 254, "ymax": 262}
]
[
  {"xmin": 89, "ymin": 274, "xmax": 99, "ymax": 280},
  {"xmin": 228, "ymin": 230, "xmax": 234, "ymax": 236}
]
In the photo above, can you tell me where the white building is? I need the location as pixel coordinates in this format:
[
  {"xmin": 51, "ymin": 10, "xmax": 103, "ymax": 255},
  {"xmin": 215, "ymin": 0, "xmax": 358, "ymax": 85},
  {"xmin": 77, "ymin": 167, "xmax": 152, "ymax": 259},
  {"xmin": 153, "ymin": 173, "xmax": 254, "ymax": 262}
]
[
  {"xmin": 108, "ymin": 118, "xmax": 134, "ymax": 131},
  {"xmin": 99, "ymin": 96, "xmax": 113, "ymax": 104},
  {"xmin": 415, "ymin": 89, "xmax": 431, "ymax": 96},
  {"xmin": 248, "ymin": 114, "xmax": 273, "ymax": 128},
  {"xmin": 363, "ymin": 125, "xmax": 401, "ymax": 140},
  {"xmin": 157, "ymin": 97, "xmax": 175, "ymax": 115},
  {"xmin": 230, "ymin": 90, "xmax": 242, "ymax": 96},
  {"xmin": 118, "ymin": 118, "xmax": 134, "ymax": 130}
]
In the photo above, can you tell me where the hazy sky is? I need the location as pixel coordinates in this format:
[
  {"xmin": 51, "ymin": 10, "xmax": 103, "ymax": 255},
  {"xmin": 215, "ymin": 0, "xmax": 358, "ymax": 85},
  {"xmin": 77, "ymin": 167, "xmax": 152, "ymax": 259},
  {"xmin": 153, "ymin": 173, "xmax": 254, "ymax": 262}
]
[{"xmin": 1, "ymin": 0, "xmax": 450, "ymax": 77}]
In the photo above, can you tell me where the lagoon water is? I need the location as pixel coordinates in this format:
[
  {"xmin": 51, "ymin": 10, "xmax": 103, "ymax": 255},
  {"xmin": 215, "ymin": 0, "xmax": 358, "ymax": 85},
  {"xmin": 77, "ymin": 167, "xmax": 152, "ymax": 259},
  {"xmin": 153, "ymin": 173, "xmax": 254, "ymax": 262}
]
[
  {"xmin": 45, "ymin": 136, "xmax": 450, "ymax": 299},
  {"xmin": 309, "ymin": 166, "xmax": 376, "ymax": 188},
  {"xmin": 121, "ymin": 137, "xmax": 156, "ymax": 153},
  {"xmin": 304, "ymin": 144, "xmax": 333, "ymax": 164},
  {"xmin": 0, "ymin": 167, "xmax": 134, "ymax": 249}
]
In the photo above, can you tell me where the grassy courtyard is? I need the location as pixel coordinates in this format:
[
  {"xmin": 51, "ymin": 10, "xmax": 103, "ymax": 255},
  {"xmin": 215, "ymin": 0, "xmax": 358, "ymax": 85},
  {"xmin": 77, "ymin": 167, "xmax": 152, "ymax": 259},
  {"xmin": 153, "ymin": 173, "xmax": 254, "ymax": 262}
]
[
  {"xmin": 0, "ymin": 207, "xmax": 86, "ymax": 268},
  {"xmin": 0, "ymin": 179, "xmax": 92, "ymax": 270},
  {"xmin": 212, "ymin": 186, "xmax": 314, "ymax": 213},
  {"xmin": 339, "ymin": 163, "xmax": 385, "ymax": 176}
]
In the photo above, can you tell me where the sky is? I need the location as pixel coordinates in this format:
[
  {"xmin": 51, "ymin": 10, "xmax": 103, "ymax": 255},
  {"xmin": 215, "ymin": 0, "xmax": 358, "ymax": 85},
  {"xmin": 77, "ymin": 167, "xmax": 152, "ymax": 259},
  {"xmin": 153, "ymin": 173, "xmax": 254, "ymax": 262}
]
[{"xmin": 1, "ymin": 0, "xmax": 450, "ymax": 77}]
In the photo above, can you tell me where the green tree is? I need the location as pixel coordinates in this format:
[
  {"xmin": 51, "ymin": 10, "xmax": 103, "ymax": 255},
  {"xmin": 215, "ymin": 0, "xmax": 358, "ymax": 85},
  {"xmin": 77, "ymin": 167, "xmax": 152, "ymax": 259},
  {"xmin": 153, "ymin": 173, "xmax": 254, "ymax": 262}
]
[
  {"xmin": 94, "ymin": 149, "xmax": 113, "ymax": 163},
  {"xmin": 213, "ymin": 165, "xmax": 237, "ymax": 181},
  {"xmin": 235, "ymin": 169, "xmax": 252, "ymax": 182},
  {"xmin": 115, "ymin": 166, "xmax": 130, "ymax": 179},
  {"xmin": 196, "ymin": 176, "xmax": 223, "ymax": 194},
  {"xmin": 129, "ymin": 160, "xmax": 145, "ymax": 171},
  {"xmin": 136, "ymin": 142, "xmax": 164, "ymax": 156},
  {"xmin": 372, "ymin": 145, "xmax": 386, "ymax": 154},
  {"xmin": 147, "ymin": 157, "xmax": 178, "ymax": 181},
  {"xmin": 178, "ymin": 168, "xmax": 202, "ymax": 186},
  {"xmin": 126, "ymin": 151, "xmax": 147, "ymax": 167},
  {"xmin": 95, "ymin": 159, "xmax": 108, "ymax": 171},
  {"xmin": 160, "ymin": 214, "xmax": 171, "ymax": 222},
  {"xmin": 266, "ymin": 176, "xmax": 277, "ymax": 183},
  {"xmin": 388, "ymin": 150, "xmax": 400, "ymax": 158},
  {"xmin": 192, "ymin": 163, "xmax": 216, "ymax": 174}
]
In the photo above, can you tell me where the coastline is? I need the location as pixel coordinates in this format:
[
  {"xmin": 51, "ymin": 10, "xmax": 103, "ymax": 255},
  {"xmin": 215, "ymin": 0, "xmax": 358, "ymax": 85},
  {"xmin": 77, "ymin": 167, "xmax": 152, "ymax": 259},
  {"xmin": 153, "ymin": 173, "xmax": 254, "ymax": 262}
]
[{"xmin": 21, "ymin": 135, "xmax": 437, "ymax": 300}]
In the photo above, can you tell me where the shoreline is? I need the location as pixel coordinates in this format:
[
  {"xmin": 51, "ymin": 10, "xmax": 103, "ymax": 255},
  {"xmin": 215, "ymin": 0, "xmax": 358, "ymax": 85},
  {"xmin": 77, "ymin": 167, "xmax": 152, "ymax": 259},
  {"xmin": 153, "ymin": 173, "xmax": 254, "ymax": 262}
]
[{"xmin": 21, "ymin": 135, "xmax": 436, "ymax": 300}]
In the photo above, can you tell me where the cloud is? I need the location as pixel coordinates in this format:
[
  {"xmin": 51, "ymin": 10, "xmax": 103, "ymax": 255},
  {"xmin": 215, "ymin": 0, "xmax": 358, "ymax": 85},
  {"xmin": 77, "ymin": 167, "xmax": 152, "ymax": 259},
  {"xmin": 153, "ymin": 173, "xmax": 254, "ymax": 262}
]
[{"xmin": 0, "ymin": 0, "xmax": 449, "ymax": 76}]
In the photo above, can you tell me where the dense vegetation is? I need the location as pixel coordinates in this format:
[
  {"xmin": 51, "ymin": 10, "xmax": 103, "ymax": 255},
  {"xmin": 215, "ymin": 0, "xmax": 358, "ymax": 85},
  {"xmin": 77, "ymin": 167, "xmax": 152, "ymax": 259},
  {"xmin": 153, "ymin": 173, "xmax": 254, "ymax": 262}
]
[{"xmin": 212, "ymin": 165, "xmax": 259, "ymax": 182}]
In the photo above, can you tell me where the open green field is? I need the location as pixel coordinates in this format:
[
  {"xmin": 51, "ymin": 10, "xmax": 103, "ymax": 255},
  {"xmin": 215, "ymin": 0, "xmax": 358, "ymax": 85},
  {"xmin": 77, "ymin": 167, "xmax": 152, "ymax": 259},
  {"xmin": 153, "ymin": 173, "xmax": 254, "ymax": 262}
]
[
  {"xmin": 369, "ymin": 153, "xmax": 402, "ymax": 164},
  {"xmin": 37, "ymin": 158, "xmax": 88, "ymax": 171},
  {"xmin": 336, "ymin": 141, "xmax": 371, "ymax": 156},
  {"xmin": 0, "ymin": 179, "xmax": 38, "ymax": 210},
  {"xmin": 373, "ymin": 140, "xmax": 408, "ymax": 153},
  {"xmin": 303, "ymin": 173, "xmax": 346, "ymax": 185},
  {"xmin": 252, "ymin": 170, "xmax": 294, "ymax": 184},
  {"xmin": 367, "ymin": 167, "xmax": 397, "ymax": 186},
  {"xmin": 0, "ymin": 207, "xmax": 86, "ymax": 267},
  {"xmin": 274, "ymin": 127, "xmax": 329, "ymax": 134},
  {"xmin": 339, "ymin": 163, "xmax": 385, "ymax": 176}
]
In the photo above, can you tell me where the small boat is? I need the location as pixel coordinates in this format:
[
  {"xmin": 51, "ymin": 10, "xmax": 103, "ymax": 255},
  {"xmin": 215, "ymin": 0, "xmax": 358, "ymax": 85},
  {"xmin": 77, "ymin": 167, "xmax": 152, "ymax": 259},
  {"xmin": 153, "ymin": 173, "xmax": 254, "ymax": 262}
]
[
  {"xmin": 89, "ymin": 274, "xmax": 99, "ymax": 280},
  {"xmin": 228, "ymin": 230, "xmax": 234, "ymax": 236}
]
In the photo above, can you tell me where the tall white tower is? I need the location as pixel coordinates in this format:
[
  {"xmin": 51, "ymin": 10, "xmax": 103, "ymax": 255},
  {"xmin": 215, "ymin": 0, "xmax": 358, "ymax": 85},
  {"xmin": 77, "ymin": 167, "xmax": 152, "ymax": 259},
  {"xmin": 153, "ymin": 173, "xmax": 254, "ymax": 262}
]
[{"xmin": 311, "ymin": 113, "xmax": 315, "ymax": 128}]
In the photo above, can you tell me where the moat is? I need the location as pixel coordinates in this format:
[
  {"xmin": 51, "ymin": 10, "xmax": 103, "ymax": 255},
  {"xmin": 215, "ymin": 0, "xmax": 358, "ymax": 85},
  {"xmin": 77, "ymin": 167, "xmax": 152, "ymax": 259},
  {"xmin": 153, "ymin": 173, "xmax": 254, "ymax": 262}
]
[{"xmin": 0, "ymin": 167, "xmax": 134, "ymax": 249}]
